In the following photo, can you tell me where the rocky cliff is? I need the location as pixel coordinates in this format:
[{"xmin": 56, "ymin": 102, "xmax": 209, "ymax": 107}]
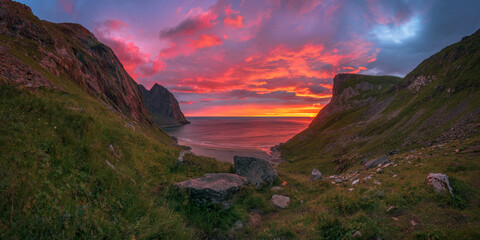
[
  {"xmin": 0, "ymin": 0, "xmax": 152, "ymax": 125},
  {"xmin": 139, "ymin": 84, "xmax": 190, "ymax": 127},
  {"xmin": 281, "ymin": 28, "xmax": 480, "ymax": 170}
]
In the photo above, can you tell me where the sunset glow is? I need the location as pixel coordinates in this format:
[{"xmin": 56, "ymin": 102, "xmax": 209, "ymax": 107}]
[{"xmin": 20, "ymin": 0, "xmax": 480, "ymax": 116}]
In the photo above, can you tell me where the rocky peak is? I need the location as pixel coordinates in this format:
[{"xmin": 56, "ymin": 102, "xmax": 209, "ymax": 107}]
[
  {"xmin": 139, "ymin": 84, "xmax": 190, "ymax": 127},
  {"xmin": 0, "ymin": 0, "xmax": 153, "ymax": 125},
  {"xmin": 310, "ymin": 74, "xmax": 401, "ymax": 126}
]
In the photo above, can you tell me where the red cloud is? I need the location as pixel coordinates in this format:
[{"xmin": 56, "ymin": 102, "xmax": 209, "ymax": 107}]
[
  {"xmin": 224, "ymin": 15, "xmax": 245, "ymax": 29},
  {"xmin": 189, "ymin": 34, "xmax": 222, "ymax": 49}
]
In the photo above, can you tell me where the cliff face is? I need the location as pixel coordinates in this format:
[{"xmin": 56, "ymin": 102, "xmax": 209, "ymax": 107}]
[
  {"xmin": 139, "ymin": 84, "xmax": 190, "ymax": 127},
  {"xmin": 0, "ymin": 0, "xmax": 152, "ymax": 125},
  {"xmin": 282, "ymin": 28, "xmax": 480, "ymax": 169}
]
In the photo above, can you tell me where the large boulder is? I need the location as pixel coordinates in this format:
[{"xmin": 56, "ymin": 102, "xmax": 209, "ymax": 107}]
[
  {"xmin": 175, "ymin": 173, "xmax": 248, "ymax": 204},
  {"xmin": 271, "ymin": 194, "xmax": 290, "ymax": 208},
  {"xmin": 363, "ymin": 156, "xmax": 388, "ymax": 169},
  {"xmin": 309, "ymin": 169, "xmax": 322, "ymax": 181},
  {"xmin": 234, "ymin": 156, "xmax": 278, "ymax": 188},
  {"xmin": 426, "ymin": 173, "xmax": 453, "ymax": 195}
]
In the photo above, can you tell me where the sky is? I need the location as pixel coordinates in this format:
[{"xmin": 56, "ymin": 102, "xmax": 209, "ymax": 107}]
[{"xmin": 18, "ymin": 0, "xmax": 480, "ymax": 117}]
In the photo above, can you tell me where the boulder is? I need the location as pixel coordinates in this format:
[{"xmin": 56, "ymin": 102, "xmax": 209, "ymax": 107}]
[
  {"xmin": 309, "ymin": 169, "xmax": 322, "ymax": 181},
  {"xmin": 364, "ymin": 156, "xmax": 388, "ymax": 169},
  {"xmin": 175, "ymin": 173, "xmax": 248, "ymax": 204},
  {"xmin": 234, "ymin": 156, "xmax": 278, "ymax": 188},
  {"xmin": 271, "ymin": 194, "xmax": 290, "ymax": 208},
  {"xmin": 426, "ymin": 173, "xmax": 453, "ymax": 195}
]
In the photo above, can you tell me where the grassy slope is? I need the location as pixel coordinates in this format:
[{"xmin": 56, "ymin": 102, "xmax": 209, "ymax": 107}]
[
  {"xmin": 235, "ymin": 137, "xmax": 480, "ymax": 239},
  {"xmin": 0, "ymin": 24, "xmax": 246, "ymax": 239}
]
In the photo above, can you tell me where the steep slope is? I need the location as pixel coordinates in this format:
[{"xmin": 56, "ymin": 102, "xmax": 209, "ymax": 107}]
[
  {"xmin": 281, "ymin": 29, "xmax": 480, "ymax": 174},
  {"xmin": 0, "ymin": 0, "xmax": 152, "ymax": 125},
  {"xmin": 139, "ymin": 84, "xmax": 190, "ymax": 127}
]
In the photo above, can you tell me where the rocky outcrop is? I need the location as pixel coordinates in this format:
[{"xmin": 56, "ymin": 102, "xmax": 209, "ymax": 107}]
[
  {"xmin": 139, "ymin": 84, "xmax": 189, "ymax": 127},
  {"xmin": 309, "ymin": 74, "xmax": 401, "ymax": 127},
  {"xmin": 175, "ymin": 173, "xmax": 248, "ymax": 204},
  {"xmin": 271, "ymin": 195, "xmax": 290, "ymax": 208},
  {"xmin": 0, "ymin": 0, "xmax": 152, "ymax": 125},
  {"xmin": 234, "ymin": 156, "xmax": 278, "ymax": 188},
  {"xmin": 427, "ymin": 173, "xmax": 454, "ymax": 195}
]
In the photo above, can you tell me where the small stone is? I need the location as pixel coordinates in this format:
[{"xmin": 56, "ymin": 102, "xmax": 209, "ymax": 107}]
[
  {"xmin": 334, "ymin": 178, "xmax": 342, "ymax": 183},
  {"xmin": 271, "ymin": 194, "xmax": 290, "ymax": 208},
  {"xmin": 386, "ymin": 206, "xmax": 396, "ymax": 212},
  {"xmin": 271, "ymin": 186, "xmax": 283, "ymax": 191},
  {"xmin": 392, "ymin": 217, "xmax": 399, "ymax": 221},
  {"xmin": 373, "ymin": 180, "xmax": 381, "ymax": 185},
  {"xmin": 455, "ymin": 149, "xmax": 460, "ymax": 153},
  {"xmin": 348, "ymin": 188, "xmax": 354, "ymax": 191},
  {"xmin": 392, "ymin": 174, "xmax": 398, "ymax": 178},
  {"xmin": 410, "ymin": 219, "xmax": 418, "ymax": 226},
  {"xmin": 352, "ymin": 230, "xmax": 362, "ymax": 237},
  {"xmin": 309, "ymin": 169, "xmax": 322, "ymax": 181},
  {"xmin": 377, "ymin": 168, "xmax": 382, "ymax": 173},
  {"xmin": 352, "ymin": 179, "xmax": 360, "ymax": 185}
]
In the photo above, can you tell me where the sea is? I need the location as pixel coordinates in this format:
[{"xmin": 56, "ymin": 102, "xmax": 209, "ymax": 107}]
[{"xmin": 163, "ymin": 117, "xmax": 312, "ymax": 163}]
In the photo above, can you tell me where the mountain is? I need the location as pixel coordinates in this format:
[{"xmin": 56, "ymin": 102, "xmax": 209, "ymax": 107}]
[
  {"xmin": 139, "ymin": 83, "xmax": 190, "ymax": 127},
  {"xmin": 281, "ymin": 28, "xmax": 480, "ymax": 173},
  {"xmin": 0, "ymin": 0, "xmax": 152, "ymax": 125}
]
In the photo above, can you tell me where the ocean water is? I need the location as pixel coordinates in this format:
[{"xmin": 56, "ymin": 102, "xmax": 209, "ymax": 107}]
[{"xmin": 163, "ymin": 117, "xmax": 312, "ymax": 163}]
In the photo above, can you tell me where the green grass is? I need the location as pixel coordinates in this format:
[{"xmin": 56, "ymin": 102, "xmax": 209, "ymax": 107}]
[{"xmin": 0, "ymin": 84, "xmax": 240, "ymax": 239}]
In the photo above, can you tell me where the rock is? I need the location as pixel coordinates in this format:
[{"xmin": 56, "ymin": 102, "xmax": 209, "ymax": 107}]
[
  {"xmin": 426, "ymin": 173, "xmax": 453, "ymax": 195},
  {"xmin": 373, "ymin": 180, "xmax": 381, "ymax": 185},
  {"xmin": 139, "ymin": 84, "xmax": 190, "ymax": 127},
  {"xmin": 309, "ymin": 169, "xmax": 322, "ymax": 181},
  {"xmin": 386, "ymin": 206, "xmax": 396, "ymax": 212},
  {"xmin": 177, "ymin": 150, "xmax": 188, "ymax": 164},
  {"xmin": 352, "ymin": 230, "xmax": 362, "ymax": 237},
  {"xmin": 348, "ymin": 188, "xmax": 354, "ymax": 191},
  {"xmin": 376, "ymin": 168, "xmax": 382, "ymax": 173},
  {"xmin": 271, "ymin": 186, "xmax": 283, "ymax": 191},
  {"xmin": 352, "ymin": 179, "xmax": 360, "ymax": 185},
  {"xmin": 308, "ymin": 169, "xmax": 322, "ymax": 182},
  {"xmin": 364, "ymin": 156, "xmax": 388, "ymax": 169},
  {"xmin": 410, "ymin": 219, "xmax": 418, "ymax": 226},
  {"xmin": 271, "ymin": 194, "xmax": 290, "ymax": 209},
  {"xmin": 175, "ymin": 173, "xmax": 248, "ymax": 204},
  {"xmin": 334, "ymin": 178, "xmax": 342, "ymax": 183},
  {"xmin": 234, "ymin": 156, "xmax": 278, "ymax": 188}
]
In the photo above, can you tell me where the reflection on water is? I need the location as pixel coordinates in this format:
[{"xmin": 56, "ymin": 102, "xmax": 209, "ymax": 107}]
[{"xmin": 163, "ymin": 117, "xmax": 312, "ymax": 162}]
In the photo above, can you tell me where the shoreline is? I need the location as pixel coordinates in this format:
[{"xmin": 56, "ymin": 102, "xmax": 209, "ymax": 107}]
[{"xmin": 177, "ymin": 139, "xmax": 283, "ymax": 164}]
